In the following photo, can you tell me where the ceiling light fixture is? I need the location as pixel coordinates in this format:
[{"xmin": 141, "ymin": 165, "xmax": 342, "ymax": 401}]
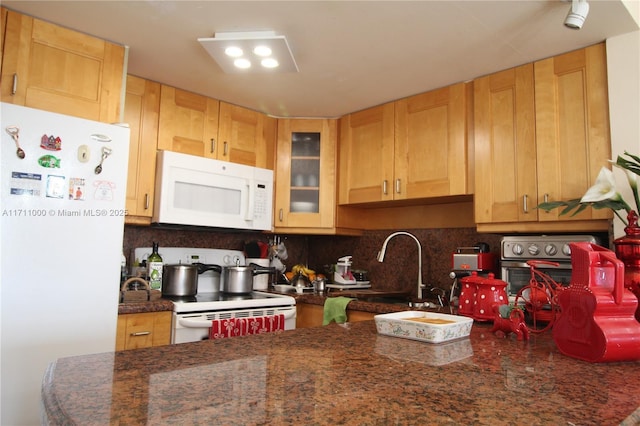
[
  {"xmin": 564, "ymin": 0, "xmax": 589, "ymax": 30},
  {"xmin": 198, "ymin": 30, "xmax": 298, "ymax": 73}
]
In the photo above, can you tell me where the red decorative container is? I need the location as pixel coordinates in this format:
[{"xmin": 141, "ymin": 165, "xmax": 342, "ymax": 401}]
[
  {"xmin": 458, "ymin": 272, "xmax": 483, "ymax": 317},
  {"xmin": 473, "ymin": 273, "xmax": 508, "ymax": 321},
  {"xmin": 553, "ymin": 242, "xmax": 640, "ymax": 363},
  {"xmin": 613, "ymin": 211, "xmax": 640, "ymax": 322}
]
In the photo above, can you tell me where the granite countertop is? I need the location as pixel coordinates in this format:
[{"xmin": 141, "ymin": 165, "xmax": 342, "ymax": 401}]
[
  {"xmin": 118, "ymin": 299, "xmax": 174, "ymax": 314},
  {"xmin": 42, "ymin": 320, "xmax": 640, "ymax": 425}
]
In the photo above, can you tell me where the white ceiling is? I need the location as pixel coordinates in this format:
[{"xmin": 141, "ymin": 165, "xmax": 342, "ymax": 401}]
[{"xmin": 3, "ymin": 1, "xmax": 639, "ymax": 118}]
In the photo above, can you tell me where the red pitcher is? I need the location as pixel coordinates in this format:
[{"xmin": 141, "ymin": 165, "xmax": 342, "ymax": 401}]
[{"xmin": 553, "ymin": 242, "xmax": 640, "ymax": 363}]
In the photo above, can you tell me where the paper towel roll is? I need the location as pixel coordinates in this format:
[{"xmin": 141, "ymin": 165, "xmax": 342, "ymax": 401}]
[{"xmin": 247, "ymin": 258, "xmax": 270, "ymax": 290}]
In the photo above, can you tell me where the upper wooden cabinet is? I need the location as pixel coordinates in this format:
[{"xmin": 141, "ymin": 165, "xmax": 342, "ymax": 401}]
[
  {"xmin": 474, "ymin": 43, "xmax": 611, "ymax": 233},
  {"xmin": 339, "ymin": 82, "xmax": 470, "ymax": 206},
  {"xmin": 1, "ymin": 9, "xmax": 125, "ymax": 123},
  {"xmin": 338, "ymin": 103, "xmax": 395, "ymax": 204},
  {"xmin": 395, "ymin": 83, "xmax": 470, "ymax": 200},
  {"xmin": 274, "ymin": 119, "xmax": 338, "ymax": 233},
  {"xmin": 157, "ymin": 86, "xmax": 271, "ymax": 168},
  {"xmin": 157, "ymin": 85, "xmax": 220, "ymax": 159},
  {"xmin": 218, "ymin": 102, "xmax": 270, "ymax": 168},
  {"xmin": 124, "ymin": 75, "xmax": 161, "ymax": 224}
]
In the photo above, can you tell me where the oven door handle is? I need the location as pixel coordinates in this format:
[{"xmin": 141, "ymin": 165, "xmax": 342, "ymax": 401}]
[{"xmin": 178, "ymin": 310, "xmax": 296, "ymax": 328}]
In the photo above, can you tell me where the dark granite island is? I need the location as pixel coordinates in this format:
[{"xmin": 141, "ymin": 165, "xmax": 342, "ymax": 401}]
[{"xmin": 42, "ymin": 321, "xmax": 640, "ymax": 425}]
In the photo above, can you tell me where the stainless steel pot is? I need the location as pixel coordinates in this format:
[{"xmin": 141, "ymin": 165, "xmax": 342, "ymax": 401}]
[
  {"xmin": 162, "ymin": 263, "xmax": 221, "ymax": 297},
  {"xmin": 222, "ymin": 263, "xmax": 274, "ymax": 294}
]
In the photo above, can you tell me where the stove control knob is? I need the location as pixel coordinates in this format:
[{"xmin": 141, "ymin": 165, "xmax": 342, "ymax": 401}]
[
  {"xmin": 545, "ymin": 244, "xmax": 558, "ymax": 257},
  {"xmin": 512, "ymin": 244, "xmax": 524, "ymax": 256},
  {"xmin": 528, "ymin": 244, "xmax": 540, "ymax": 256},
  {"xmin": 562, "ymin": 244, "xmax": 572, "ymax": 257}
]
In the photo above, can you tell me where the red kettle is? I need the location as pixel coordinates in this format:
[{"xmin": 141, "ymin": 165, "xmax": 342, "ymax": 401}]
[{"xmin": 552, "ymin": 242, "xmax": 640, "ymax": 363}]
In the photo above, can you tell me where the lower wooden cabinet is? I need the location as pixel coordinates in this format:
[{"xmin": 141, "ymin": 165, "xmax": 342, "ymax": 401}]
[
  {"xmin": 296, "ymin": 303, "xmax": 375, "ymax": 328},
  {"xmin": 116, "ymin": 311, "xmax": 172, "ymax": 350}
]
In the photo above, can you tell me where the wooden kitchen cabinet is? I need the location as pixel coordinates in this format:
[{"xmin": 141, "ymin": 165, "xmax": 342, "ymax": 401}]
[
  {"xmin": 124, "ymin": 75, "xmax": 160, "ymax": 225},
  {"xmin": 116, "ymin": 311, "xmax": 171, "ymax": 351},
  {"xmin": 394, "ymin": 83, "xmax": 470, "ymax": 200},
  {"xmin": 218, "ymin": 102, "xmax": 271, "ymax": 168},
  {"xmin": 295, "ymin": 303, "xmax": 375, "ymax": 328},
  {"xmin": 0, "ymin": 9, "xmax": 125, "ymax": 123},
  {"xmin": 474, "ymin": 43, "xmax": 611, "ymax": 233},
  {"xmin": 157, "ymin": 87, "xmax": 273, "ymax": 168},
  {"xmin": 338, "ymin": 103, "xmax": 395, "ymax": 204},
  {"xmin": 274, "ymin": 119, "xmax": 338, "ymax": 233},
  {"xmin": 157, "ymin": 85, "xmax": 220, "ymax": 158},
  {"xmin": 339, "ymin": 82, "xmax": 470, "ymax": 205}
]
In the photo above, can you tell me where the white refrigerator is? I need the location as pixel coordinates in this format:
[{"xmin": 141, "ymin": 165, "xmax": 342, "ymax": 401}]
[{"xmin": 0, "ymin": 103, "xmax": 130, "ymax": 425}]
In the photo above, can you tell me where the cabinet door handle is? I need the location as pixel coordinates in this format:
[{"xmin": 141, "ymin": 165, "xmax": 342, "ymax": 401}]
[
  {"xmin": 131, "ymin": 331, "xmax": 151, "ymax": 336},
  {"xmin": 395, "ymin": 179, "xmax": 401, "ymax": 194},
  {"xmin": 279, "ymin": 208, "xmax": 283, "ymax": 222},
  {"xmin": 11, "ymin": 74, "xmax": 18, "ymax": 95},
  {"xmin": 523, "ymin": 194, "xmax": 529, "ymax": 213},
  {"xmin": 144, "ymin": 194, "xmax": 150, "ymax": 210},
  {"xmin": 382, "ymin": 180, "xmax": 388, "ymax": 195},
  {"xmin": 223, "ymin": 141, "xmax": 228, "ymax": 156},
  {"xmin": 210, "ymin": 138, "xmax": 215, "ymax": 153}
]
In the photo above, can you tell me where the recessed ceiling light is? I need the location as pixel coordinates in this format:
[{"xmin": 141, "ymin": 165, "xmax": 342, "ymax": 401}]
[
  {"xmin": 198, "ymin": 30, "xmax": 298, "ymax": 74},
  {"xmin": 261, "ymin": 58, "xmax": 279, "ymax": 68},
  {"xmin": 234, "ymin": 58, "xmax": 251, "ymax": 69},
  {"xmin": 224, "ymin": 46, "xmax": 243, "ymax": 57},
  {"xmin": 253, "ymin": 45, "xmax": 272, "ymax": 57}
]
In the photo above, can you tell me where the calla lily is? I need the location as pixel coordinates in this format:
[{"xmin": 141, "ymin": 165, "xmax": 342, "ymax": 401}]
[{"xmin": 580, "ymin": 167, "xmax": 617, "ymax": 203}]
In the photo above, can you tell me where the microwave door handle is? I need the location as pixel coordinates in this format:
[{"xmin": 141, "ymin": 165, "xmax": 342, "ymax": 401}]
[{"xmin": 244, "ymin": 181, "xmax": 255, "ymax": 221}]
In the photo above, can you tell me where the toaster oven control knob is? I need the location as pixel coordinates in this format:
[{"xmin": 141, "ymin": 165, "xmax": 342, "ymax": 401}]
[
  {"xmin": 545, "ymin": 244, "xmax": 558, "ymax": 256},
  {"xmin": 527, "ymin": 244, "xmax": 540, "ymax": 256},
  {"xmin": 562, "ymin": 244, "xmax": 572, "ymax": 257},
  {"xmin": 512, "ymin": 244, "xmax": 524, "ymax": 256}
]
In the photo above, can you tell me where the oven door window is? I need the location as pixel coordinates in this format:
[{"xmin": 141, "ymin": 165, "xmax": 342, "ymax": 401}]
[{"xmin": 507, "ymin": 267, "xmax": 572, "ymax": 296}]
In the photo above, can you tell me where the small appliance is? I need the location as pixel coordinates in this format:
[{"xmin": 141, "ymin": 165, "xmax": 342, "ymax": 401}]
[
  {"xmin": 449, "ymin": 243, "xmax": 496, "ymax": 307},
  {"xmin": 500, "ymin": 235, "xmax": 598, "ymax": 298},
  {"xmin": 153, "ymin": 150, "xmax": 274, "ymax": 231}
]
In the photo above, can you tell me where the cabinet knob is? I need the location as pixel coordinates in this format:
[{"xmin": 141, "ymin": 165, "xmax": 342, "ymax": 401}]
[
  {"xmin": 395, "ymin": 179, "xmax": 401, "ymax": 194},
  {"xmin": 523, "ymin": 194, "xmax": 529, "ymax": 213},
  {"xmin": 144, "ymin": 193, "xmax": 150, "ymax": 210},
  {"xmin": 12, "ymin": 74, "xmax": 18, "ymax": 96},
  {"xmin": 210, "ymin": 138, "xmax": 215, "ymax": 153},
  {"xmin": 543, "ymin": 193, "xmax": 549, "ymax": 213},
  {"xmin": 382, "ymin": 180, "xmax": 388, "ymax": 195},
  {"xmin": 279, "ymin": 208, "xmax": 284, "ymax": 222},
  {"xmin": 223, "ymin": 141, "xmax": 228, "ymax": 156},
  {"xmin": 131, "ymin": 331, "xmax": 151, "ymax": 336}
]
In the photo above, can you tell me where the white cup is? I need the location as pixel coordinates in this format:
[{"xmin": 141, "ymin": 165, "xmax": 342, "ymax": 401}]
[
  {"xmin": 293, "ymin": 174, "xmax": 304, "ymax": 187},
  {"xmin": 247, "ymin": 258, "xmax": 270, "ymax": 290}
]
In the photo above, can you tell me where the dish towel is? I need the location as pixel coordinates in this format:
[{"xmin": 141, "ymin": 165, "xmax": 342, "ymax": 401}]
[
  {"xmin": 323, "ymin": 296, "xmax": 354, "ymax": 325},
  {"xmin": 209, "ymin": 314, "xmax": 285, "ymax": 339}
]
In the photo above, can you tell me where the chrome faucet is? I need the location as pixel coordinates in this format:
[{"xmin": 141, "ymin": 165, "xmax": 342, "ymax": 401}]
[{"xmin": 377, "ymin": 231, "xmax": 425, "ymax": 300}]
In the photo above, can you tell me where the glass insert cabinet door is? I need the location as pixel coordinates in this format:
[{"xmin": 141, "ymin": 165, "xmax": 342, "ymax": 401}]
[{"xmin": 290, "ymin": 132, "xmax": 320, "ymax": 213}]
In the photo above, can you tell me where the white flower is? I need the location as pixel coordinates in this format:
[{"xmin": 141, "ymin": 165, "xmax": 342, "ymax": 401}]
[{"xmin": 580, "ymin": 167, "xmax": 617, "ymax": 203}]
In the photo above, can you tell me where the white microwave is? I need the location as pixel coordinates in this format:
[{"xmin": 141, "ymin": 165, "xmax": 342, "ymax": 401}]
[{"xmin": 153, "ymin": 151, "xmax": 273, "ymax": 231}]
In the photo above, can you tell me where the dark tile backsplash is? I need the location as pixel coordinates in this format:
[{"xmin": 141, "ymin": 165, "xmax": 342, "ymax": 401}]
[{"xmin": 123, "ymin": 225, "xmax": 502, "ymax": 298}]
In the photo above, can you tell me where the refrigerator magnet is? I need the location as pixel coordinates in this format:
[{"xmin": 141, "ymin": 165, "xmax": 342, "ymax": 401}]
[
  {"xmin": 77, "ymin": 145, "xmax": 90, "ymax": 163},
  {"xmin": 68, "ymin": 178, "xmax": 86, "ymax": 201},
  {"xmin": 40, "ymin": 134, "xmax": 62, "ymax": 151},
  {"xmin": 93, "ymin": 180, "xmax": 115, "ymax": 201},
  {"xmin": 46, "ymin": 175, "xmax": 65, "ymax": 199},
  {"xmin": 38, "ymin": 155, "xmax": 61, "ymax": 168}
]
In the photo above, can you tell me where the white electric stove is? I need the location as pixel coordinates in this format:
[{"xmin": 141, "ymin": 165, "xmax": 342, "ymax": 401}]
[{"xmin": 134, "ymin": 247, "xmax": 297, "ymax": 343}]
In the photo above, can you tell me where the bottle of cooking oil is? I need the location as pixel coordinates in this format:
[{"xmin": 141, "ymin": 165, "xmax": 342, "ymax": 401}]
[{"xmin": 147, "ymin": 242, "xmax": 163, "ymax": 290}]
